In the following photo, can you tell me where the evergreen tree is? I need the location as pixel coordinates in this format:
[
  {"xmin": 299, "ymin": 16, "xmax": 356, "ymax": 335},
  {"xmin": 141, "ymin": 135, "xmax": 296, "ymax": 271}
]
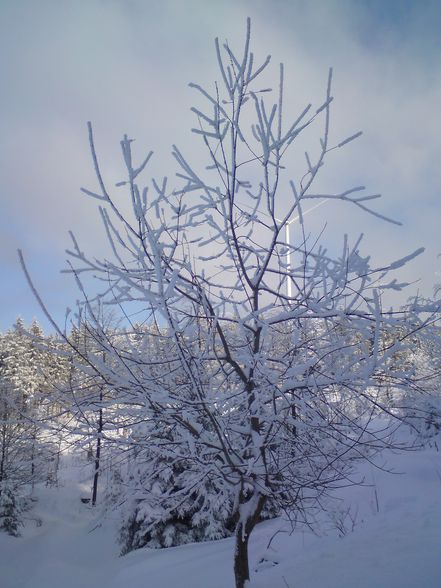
[{"xmin": 0, "ymin": 481, "xmax": 22, "ymax": 536}]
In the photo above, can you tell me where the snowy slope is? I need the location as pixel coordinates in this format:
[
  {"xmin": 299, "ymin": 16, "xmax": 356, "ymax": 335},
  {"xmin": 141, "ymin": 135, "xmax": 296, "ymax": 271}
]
[
  {"xmin": 0, "ymin": 457, "xmax": 120, "ymax": 588},
  {"xmin": 1, "ymin": 441, "xmax": 440, "ymax": 588}
]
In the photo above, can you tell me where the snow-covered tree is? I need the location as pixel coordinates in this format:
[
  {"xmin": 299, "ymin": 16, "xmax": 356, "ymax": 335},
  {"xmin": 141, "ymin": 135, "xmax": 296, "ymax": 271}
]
[
  {"xmin": 21, "ymin": 20, "xmax": 438, "ymax": 587},
  {"xmin": 0, "ymin": 480, "xmax": 22, "ymax": 536},
  {"xmin": 54, "ymin": 315, "xmax": 134, "ymax": 505},
  {"xmin": 0, "ymin": 319, "xmax": 68, "ymax": 501},
  {"xmin": 398, "ymin": 316, "xmax": 441, "ymax": 437},
  {"xmin": 0, "ymin": 320, "xmax": 38, "ymax": 491}
]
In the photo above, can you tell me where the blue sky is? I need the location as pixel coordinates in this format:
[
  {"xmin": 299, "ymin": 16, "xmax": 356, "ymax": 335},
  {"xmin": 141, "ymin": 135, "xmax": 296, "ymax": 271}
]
[{"xmin": 1, "ymin": 0, "xmax": 440, "ymax": 332}]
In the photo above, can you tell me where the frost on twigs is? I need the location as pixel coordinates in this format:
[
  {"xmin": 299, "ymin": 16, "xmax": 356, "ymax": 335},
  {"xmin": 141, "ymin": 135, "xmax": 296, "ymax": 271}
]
[{"xmin": 22, "ymin": 17, "xmax": 438, "ymax": 588}]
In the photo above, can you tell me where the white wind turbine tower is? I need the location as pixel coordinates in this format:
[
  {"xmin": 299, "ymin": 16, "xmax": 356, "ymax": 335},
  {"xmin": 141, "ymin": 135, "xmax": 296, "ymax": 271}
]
[{"xmin": 277, "ymin": 199, "xmax": 328, "ymax": 299}]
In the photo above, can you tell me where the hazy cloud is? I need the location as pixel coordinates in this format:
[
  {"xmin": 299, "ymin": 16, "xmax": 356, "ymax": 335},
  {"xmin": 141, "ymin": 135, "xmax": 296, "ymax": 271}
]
[{"xmin": 1, "ymin": 0, "xmax": 440, "ymax": 330}]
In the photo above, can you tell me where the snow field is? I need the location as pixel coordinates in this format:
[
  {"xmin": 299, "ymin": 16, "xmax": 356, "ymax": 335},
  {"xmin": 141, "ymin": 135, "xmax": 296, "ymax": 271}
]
[{"xmin": 0, "ymin": 438, "xmax": 440, "ymax": 588}]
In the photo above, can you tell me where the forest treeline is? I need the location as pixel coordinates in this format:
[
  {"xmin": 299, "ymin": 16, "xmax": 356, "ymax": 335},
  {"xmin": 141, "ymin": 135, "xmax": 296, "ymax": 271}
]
[{"xmin": 1, "ymin": 315, "xmax": 440, "ymax": 546}]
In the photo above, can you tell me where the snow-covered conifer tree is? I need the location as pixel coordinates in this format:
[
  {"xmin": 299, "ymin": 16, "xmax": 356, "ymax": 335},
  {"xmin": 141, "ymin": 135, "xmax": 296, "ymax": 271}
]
[
  {"xmin": 0, "ymin": 319, "xmax": 67, "ymax": 500},
  {"xmin": 0, "ymin": 480, "xmax": 22, "ymax": 536}
]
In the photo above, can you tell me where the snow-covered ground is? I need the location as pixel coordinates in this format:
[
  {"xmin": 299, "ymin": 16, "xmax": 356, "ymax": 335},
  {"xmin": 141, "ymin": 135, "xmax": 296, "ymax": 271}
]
[{"xmin": 1, "ymin": 438, "xmax": 440, "ymax": 588}]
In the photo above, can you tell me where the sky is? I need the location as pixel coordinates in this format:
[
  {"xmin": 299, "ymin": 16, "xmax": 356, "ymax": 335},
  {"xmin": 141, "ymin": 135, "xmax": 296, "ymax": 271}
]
[{"xmin": 1, "ymin": 0, "xmax": 440, "ymax": 332}]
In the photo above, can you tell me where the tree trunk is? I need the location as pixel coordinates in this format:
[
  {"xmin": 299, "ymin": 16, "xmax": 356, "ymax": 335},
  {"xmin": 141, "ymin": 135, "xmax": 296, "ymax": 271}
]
[
  {"xmin": 0, "ymin": 422, "xmax": 8, "ymax": 489},
  {"xmin": 53, "ymin": 438, "xmax": 62, "ymax": 487},
  {"xmin": 31, "ymin": 427, "xmax": 36, "ymax": 492},
  {"xmin": 91, "ymin": 394, "xmax": 103, "ymax": 506},
  {"xmin": 234, "ymin": 523, "xmax": 251, "ymax": 588},
  {"xmin": 233, "ymin": 493, "xmax": 266, "ymax": 588}
]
